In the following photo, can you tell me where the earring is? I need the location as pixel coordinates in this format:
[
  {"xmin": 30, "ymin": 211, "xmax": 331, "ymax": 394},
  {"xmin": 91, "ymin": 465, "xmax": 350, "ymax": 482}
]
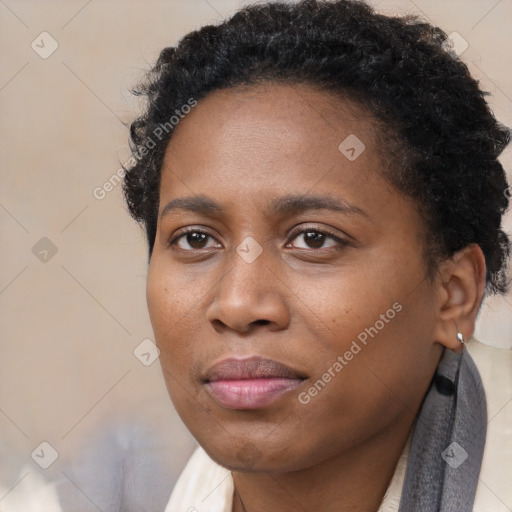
[{"xmin": 456, "ymin": 332, "xmax": 465, "ymax": 345}]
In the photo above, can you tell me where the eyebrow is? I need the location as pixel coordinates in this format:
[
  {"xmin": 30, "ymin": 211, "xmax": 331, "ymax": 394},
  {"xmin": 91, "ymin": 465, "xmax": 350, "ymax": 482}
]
[{"xmin": 160, "ymin": 194, "xmax": 369, "ymax": 220}]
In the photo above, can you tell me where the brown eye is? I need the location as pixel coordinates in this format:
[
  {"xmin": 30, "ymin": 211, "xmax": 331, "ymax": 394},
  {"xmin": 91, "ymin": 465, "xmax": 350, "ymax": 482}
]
[
  {"xmin": 171, "ymin": 230, "xmax": 220, "ymax": 250},
  {"xmin": 302, "ymin": 231, "xmax": 327, "ymax": 249},
  {"xmin": 288, "ymin": 228, "xmax": 346, "ymax": 250},
  {"xmin": 184, "ymin": 232, "xmax": 208, "ymax": 249}
]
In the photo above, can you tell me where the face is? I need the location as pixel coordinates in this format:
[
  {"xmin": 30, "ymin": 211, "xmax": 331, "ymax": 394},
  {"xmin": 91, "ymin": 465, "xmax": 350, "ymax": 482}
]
[{"xmin": 146, "ymin": 83, "xmax": 444, "ymax": 473}]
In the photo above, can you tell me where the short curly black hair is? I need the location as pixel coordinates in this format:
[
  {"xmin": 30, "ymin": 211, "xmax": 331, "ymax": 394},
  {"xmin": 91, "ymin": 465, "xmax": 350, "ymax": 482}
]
[{"xmin": 123, "ymin": 0, "xmax": 511, "ymax": 294}]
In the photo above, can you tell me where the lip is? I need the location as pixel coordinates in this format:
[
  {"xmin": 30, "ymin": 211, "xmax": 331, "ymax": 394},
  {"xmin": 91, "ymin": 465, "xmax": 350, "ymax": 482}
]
[{"xmin": 203, "ymin": 356, "xmax": 307, "ymax": 410}]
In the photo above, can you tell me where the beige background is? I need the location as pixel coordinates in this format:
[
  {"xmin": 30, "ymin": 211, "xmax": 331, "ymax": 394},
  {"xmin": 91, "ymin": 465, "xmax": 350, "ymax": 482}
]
[{"xmin": 0, "ymin": 0, "xmax": 511, "ymax": 510}]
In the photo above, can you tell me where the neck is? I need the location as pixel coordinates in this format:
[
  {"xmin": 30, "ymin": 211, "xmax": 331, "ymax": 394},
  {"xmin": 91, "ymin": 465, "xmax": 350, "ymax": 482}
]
[{"xmin": 231, "ymin": 412, "xmax": 415, "ymax": 512}]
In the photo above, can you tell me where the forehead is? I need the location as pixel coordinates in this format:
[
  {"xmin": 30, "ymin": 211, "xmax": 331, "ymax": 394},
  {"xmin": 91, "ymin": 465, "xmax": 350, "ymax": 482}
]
[
  {"xmin": 156, "ymin": 82, "xmax": 426, "ymax": 256},
  {"xmin": 170, "ymin": 82, "xmax": 374, "ymax": 149},
  {"xmin": 160, "ymin": 83, "xmax": 381, "ymax": 200}
]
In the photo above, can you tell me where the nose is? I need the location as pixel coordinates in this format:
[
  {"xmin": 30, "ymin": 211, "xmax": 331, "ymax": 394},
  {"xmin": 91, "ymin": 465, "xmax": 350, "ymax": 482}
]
[{"xmin": 206, "ymin": 245, "xmax": 290, "ymax": 334}]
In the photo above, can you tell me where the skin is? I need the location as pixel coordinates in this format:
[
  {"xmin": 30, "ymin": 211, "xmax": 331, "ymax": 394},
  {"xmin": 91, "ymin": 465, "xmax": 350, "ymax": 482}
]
[{"xmin": 146, "ymin": 83, "xmax": 486, "ymax": 511}]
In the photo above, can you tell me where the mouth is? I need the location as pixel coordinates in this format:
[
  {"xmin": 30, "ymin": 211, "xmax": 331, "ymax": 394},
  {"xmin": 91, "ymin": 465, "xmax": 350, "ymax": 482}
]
[{"xmin": 203, "ymin": 356, "xmax": 307, "ymax": 410}]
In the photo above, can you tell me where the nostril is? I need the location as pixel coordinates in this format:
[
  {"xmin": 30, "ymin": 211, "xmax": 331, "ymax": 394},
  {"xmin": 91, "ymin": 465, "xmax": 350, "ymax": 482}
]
[
  {"xmin": 211, "ymin": 319, "xmax": 226, "ymax": 332},
  {"xmin": 252, "ymin": 319, "xmax": 270, "ymax": 326}
]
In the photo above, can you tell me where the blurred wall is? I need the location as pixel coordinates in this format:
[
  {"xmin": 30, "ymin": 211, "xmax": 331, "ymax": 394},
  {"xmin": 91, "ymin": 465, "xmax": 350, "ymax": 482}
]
[{"xmin": 0, "ymin": 0, "xmax": 510, "ymax": 510}]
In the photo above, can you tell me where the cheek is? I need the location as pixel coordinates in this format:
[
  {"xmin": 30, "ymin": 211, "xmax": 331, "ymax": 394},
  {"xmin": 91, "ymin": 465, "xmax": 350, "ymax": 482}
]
[
  {"xmin": 146, "ymin": 260, "xmax": 194, "ymax": 369},
  {"xmin": 292, "ymin": 265, "xmax": 400, "ymax": 351},
  {"xmin": 146, "ymin": 268, "xmax": 171, "ymax": 341},
  {"xmin": 292, "ymin": 313, "xmax": 425, "ymax": 461},
  {"xmin": 146, "ymin": 264, "xmax": 199, "ymax": 415},
  {"xmin": 295, "ymin": 267, "xmax": 435, "ymax": 421},
  {"xmin": 146, "ymin": 257, "xmax": 194, "ymax": 333}
]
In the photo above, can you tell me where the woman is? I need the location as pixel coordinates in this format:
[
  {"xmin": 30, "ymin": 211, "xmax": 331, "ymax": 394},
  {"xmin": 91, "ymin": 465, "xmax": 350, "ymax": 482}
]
[{"xmin": 122, "ymin": 0, "xmax": 511, "ymax": 510}]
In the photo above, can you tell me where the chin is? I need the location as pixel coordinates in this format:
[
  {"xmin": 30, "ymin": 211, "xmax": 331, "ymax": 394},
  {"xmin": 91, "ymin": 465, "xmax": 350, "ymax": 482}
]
[{"xmin": 197, "ymin": 432, "xmax": 316, "ymax": 474}]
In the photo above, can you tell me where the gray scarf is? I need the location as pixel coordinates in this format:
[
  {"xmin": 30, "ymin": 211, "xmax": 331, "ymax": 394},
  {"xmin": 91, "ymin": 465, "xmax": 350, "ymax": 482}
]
[{"xmin": 398, "ymin": 346, "xmax": 487, "ymax": 511}]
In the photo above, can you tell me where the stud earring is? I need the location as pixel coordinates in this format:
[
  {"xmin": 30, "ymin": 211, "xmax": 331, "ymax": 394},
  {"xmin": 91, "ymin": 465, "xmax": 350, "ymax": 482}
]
[{"xmin": 456, "ymin": 332, "xmax": 465, "ymax": 345}]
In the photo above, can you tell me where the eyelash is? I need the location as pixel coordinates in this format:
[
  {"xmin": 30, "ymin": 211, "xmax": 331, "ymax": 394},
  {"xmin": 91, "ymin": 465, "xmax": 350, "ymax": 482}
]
[{"xmin": 168, "ymin": 225, "xmax": 348, "ymax": 252}]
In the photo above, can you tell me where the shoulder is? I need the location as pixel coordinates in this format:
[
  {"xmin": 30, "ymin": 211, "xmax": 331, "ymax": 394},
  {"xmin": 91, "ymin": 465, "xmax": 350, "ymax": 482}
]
[{"xmin": 467, "ymin": 339, "xmax": 512, "ymax": 511}]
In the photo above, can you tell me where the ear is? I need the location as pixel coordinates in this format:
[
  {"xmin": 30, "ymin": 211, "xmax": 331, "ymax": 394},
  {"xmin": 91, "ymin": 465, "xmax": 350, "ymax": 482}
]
[{"xmin": 432, "ymin": 244, "xmax": 486, "ymax": 352}]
